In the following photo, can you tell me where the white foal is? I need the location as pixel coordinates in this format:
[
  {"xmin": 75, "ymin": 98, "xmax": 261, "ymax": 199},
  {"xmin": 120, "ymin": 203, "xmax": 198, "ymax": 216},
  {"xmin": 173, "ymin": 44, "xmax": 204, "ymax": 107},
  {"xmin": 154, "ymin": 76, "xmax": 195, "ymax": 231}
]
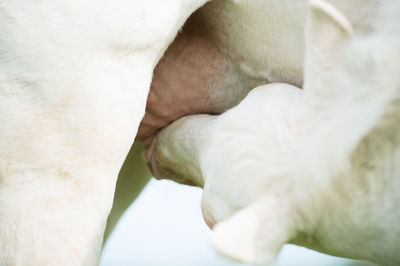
[{"xmin": 148, "ymin": 1, "xmax": 400, "ymax": 265}]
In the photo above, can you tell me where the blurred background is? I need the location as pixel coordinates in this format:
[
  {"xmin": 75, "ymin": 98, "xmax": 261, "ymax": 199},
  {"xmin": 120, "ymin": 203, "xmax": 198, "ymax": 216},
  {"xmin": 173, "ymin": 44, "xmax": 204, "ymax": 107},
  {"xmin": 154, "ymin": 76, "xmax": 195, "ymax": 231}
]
[{"xmin": 100, "ymin": 179, "xmax": 379, "ymax": 266}]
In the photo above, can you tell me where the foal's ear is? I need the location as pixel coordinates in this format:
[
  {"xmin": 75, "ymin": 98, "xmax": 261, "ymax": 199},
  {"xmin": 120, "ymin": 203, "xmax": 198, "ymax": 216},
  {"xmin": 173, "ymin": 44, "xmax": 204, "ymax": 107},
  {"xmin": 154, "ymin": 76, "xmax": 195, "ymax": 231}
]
[{"xmin": 307, "ymin": 0, "xmax": 354, "ymax": 55}]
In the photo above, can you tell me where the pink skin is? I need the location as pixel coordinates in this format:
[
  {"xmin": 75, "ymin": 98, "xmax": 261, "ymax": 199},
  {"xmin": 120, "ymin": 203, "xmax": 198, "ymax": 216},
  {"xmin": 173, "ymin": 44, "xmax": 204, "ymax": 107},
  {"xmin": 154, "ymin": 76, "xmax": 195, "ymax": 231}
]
[
  {"xmin": 203, "ymin": 216, "xmax": 216, "ymax": 230},
  {"xmin": 136, "ymin": 12, "xmax": 251, "ymax": 229},
  {"xmin": 136, "ymin": 17, "xmax": 228, "ymax": 146},
  {"xmin": 202, "ymin": 201, "xmax": 217, "ymax": 229}
]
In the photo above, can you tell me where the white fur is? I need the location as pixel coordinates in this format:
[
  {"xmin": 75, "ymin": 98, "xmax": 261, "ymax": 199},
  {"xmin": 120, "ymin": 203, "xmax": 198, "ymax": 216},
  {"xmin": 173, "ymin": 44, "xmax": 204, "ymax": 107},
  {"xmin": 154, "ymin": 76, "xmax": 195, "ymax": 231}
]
[{"xmin": 0, "ymin": 0, "xmax": 209, "ymax": 264}]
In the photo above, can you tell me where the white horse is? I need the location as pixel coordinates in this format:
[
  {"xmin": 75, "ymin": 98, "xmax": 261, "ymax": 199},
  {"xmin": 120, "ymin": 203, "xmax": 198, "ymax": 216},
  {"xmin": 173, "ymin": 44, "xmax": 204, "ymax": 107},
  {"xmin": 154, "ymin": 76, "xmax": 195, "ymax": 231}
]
[{"xmin": 0, "ymin": 1, "xmax": 209, "ymax": 264}]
